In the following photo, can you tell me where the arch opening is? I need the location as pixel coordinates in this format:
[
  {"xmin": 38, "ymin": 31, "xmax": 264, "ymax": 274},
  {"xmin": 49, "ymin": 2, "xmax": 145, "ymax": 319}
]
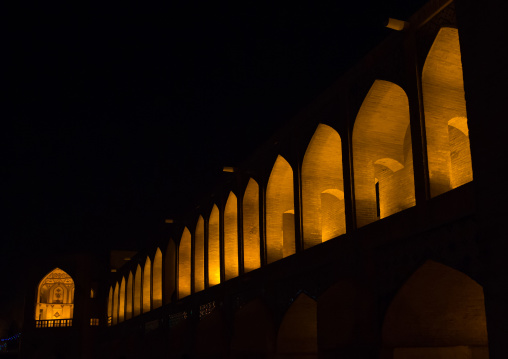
[
  {"xmin": 423, "ymin": 27, "xmax": 473, "ymax": 197},
  {"xmin": 277, "ymin": 293, "xmax": 317, "ymax": 358},
  {"xmin": 266, "ymin": 155, "xmax": 295, "ymax": 263},
  {"xmin": 353, "ymin": 80, "xmax": 416, "ymax": 227},
  {"xmin": 178, "ymin": 227, "xmax": 192, "ymax": 299},
  {"xmin": 143, "ymin": 256, "xmax": 151, "ymax": 312},
  {"xmin": 164, "ymin": 240, "xmax": 176, "ymax": 304},
  {"xmin": 195, "ymin": 216, "xmax": 205, "ymax": 292},
  {"xmin": 35, "ymin": 268, "xmax": 75, "ymax": 327},
  {"xmin": 382, "ymin": 261, "xmax": 488, "ymax": 359},
  {"xmin": 243, "ymin": 178, "xmax": 261, "ymax": 272},
  {"xmin": 125, "ymin": 271, "xmax": 133, "ymax": 320},
  {"xmin": 208, "ymin": 205, "xmax": 221, "ymax": 286},
  {"xmin": 134, "ymin": 264, "xmax": 142, "ymax": 316},
  {"xmin": 302, "ymin": 124, "xmax": 346, "ymax": 247},
  {"xmin": 224, "ymin": 192, "xmax": 239, "ymax": 280},
  {"xmin": 153, "ymin": 248, "xmax": 162, "ymax": 309}
]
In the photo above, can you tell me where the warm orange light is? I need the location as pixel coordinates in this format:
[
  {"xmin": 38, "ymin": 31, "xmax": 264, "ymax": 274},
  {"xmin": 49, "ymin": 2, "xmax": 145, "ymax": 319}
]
[
  {"xmin": 353, "ymin": 80, "xmax": 416, "ymax": 227},
  {"xmin": 133, "ymin": 264, "xmax": 142, "ymax": 316},
  {"xmin": 143, "ymin": 256, "xmax": 151, "ymax": 313},
  {"xmin": 195, "ymin": 216, "xmax": 205, "ymax": 292},
  {"xmin": 113, "ymin": 282, "xmax": 119, "ymax": 325},
  {"xmin": 35, "ymin": 268, "xmax": 75, "ymax": 323},
  {"xmin": 266, "ymin": 155, "xmax": 295, "ymax": 263},
  {"xmin": 178, "ymin": 227, "xmax": 192, "ymax": 298},
  {"xmin": 243, "ymin": 178, "xmax": 260, "ymax": 272},
  {"xmin": 208, "ymin": 205, "xmax": 221, "ymax": 286},
  {"xmin": 125, "ymin": 271, "xmax": 133, "ymax": 320},
  {"xmin": 423, "ymin": 27, "xmax": 473, "ymax": 197},
  {"xmin": 153, "ymin": 248, "xmax": 163, "ymax": 309},
  {"xmin": 302, "ymin": 124, "xmax": 346, "ymax": 247},
  {"xmin": 118, "ymin": 277, "xmax": 126, "ymax": 322},
  {"xmin": 224, "ymin": 192, "xmax": 239, "ymax": 280},
  {"xmin": 165, "ymin": 240, "xmax": 176, "ymax": 304}
]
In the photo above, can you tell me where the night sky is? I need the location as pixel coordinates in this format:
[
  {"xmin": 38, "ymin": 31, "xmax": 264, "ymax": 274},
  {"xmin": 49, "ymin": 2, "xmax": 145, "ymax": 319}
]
[{"xmin": 4, "ymin": 0, "xmax": 427, "ymax": 334}]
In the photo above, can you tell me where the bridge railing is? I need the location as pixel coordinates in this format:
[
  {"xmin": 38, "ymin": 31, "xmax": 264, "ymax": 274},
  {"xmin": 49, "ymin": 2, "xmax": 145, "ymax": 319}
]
[{"xmin": 35, "ymin": 319, "xmax": 72, "ymax": 328}]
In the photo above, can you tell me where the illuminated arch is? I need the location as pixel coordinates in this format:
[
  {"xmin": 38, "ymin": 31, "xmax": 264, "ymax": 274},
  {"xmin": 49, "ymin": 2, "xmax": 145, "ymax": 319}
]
[
  {"xmin": 382, "ymin": 261, "xmax": 488, "ymax": 357},
  {"xmin": 353, "ymin": 80, "xmax": 416, "ymax": 227},
  {"xmin": 224, "ymin": 192, "xmax": 239, "ymax": 280},
  {"xmin": 266, "ymin": 155, "xmax": 295, "ymax": 263},
  {"xmin": 113, "ymin": 282, "xmax": 119, "ymax": 325},
  {"xmin": 208, "ymin": 205, "xmax": 221, "ymax": 286},
  {"xmin": 35, "ymin": 268, "xmax": 75, "ymax": 324},
  {"xmin": 277, "ymin": 293, "xmax": 317, "ymax": 356},
  {"xmin": 134, "ymin": 264, "xmax": 142, "ymax": 316},
  {"xmin": 125, "ymin": 271, "xmax": 133, "ymax": 320},
  {"xmin": 108, "ymin": 286, "xmax": 113, "ymax": 326},
  {"xmin": 153, "ymin": 248, "xmax": 162, "ymax": 309},
  {"xmin": 195, "ymin": 216, "xmax": 205, "ymax": 292},
  {"xmin": 143, "ymin": 257, "xmax": 151, "ymax": 312},
  {"xmin": 302, "ymin": 124, "xmax": 345, "ymax": 247},
  {"xmin": 118, "ymin": 277, "xmax": 126, "ymax": 322},
  {"xmin": 178, "ymin": 227, "xmax": 192, "ymax": 299},
  {"xmin": 243, "ymin": 178, "xmax": 261, "ymax": 272},
  {"xmin": 423, "ymin": 27, "xmax": 473, "ymax": 197},
  {"xmin": 164, "ymin": 239, "xmax": 176, "ymax": 304}
]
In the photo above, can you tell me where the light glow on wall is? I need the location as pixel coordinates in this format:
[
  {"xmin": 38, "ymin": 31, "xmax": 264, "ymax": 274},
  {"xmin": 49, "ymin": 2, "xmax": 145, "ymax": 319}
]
[
  {"xmin": 113, "ymin": 282, "xmax": 119, "ymax": 325},
  {"xmin": 224, "ymin": 192, "xmax": 239, "ymax": 280},
  {"xmin": 353, "ymin": 80, "xmax": 416, "ymax": 227},
  {"xmin": 126, "ymin": 271, "xmax": 133, "ymax": 320},
  {"xmin": 208, "ymin": 205, "xmax": 221, "ymax": 286},
  {"xmin": 243, "ymin": 178, "xmax": 260, "ymax": 272},
  {"xmin": 195, "ymin": 216, "xmax": 205, "ymax": 292},
  {"xmin": 153, "ymin": 248, "xmax": 162, "ymax": 309},
  {"xmin": 178, "ymin": 227, "xmax": 192, "ymax": 298},
  {"xmin": 35, "ymin": 268, "xmax": 75, "ymax": 322},
  {"xmin": 266, "ymin": 155, "xmax": 295, "ymax": 263},
  {"xmin": 165, "ymin": 240, "xmax": 176, "ymax": 304},
  {"xmin": 134, "ymin": 264, "xmax": 141, "ymax": 316},
  {"xmin": 143, "ymin": 257, "xmax": 151, "ymax": 313},
  {"xmin": 302, "ymin": 124, "xmax": 345, "ymax": 247},
  {"xmin": 118, "ymin": 277, "xmax": 125, "ymax": 322},
  {"xmin": 423, "ymin": 27, "xmax": 473, "ymax": 197}
]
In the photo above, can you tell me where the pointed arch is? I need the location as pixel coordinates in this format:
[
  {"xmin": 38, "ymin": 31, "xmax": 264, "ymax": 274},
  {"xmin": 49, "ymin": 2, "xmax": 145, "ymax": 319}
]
[
  {"xmin": 134, "ymin": 264, "xmax": 142, "ymax": 316},
  {"xmin": 423, "ymin": 27, "xmax": 473, "ymax": 197},
  {"xmin": 152, "ymin": 248, "xmax": 162, "ymax": 309},
  {"xmin": 118, "ymin": 277, "xmax": 126, "ymax": 322},
  {"xmin": 302, "ymin": 124, "xmax": 346, "ymax": 248},
  {"xmin": 178, "ymin": 227, "xmax": 192, "ymax": 299},
  {"xmin": 164, "ymin": 239, "xmax": 176, "ymax": 304},
  {"xmin": 353, "ymin": 80, "xmax": 416, "ymax": 227},
  {"xmin": 108, "ymin": 286, "xmax": 113, "ymax": 326},
  {"xmin": 113, "ymin": 282, "xmax": 119, "ymax": 325},
  {"xmin": 208, "ymin": 205, "xmax": 221, "ymax": 286},
  {"xmin": 126, "ymin": 271, "xmax": 133, "ymax": 320},
  {"xmin": 266, "ymin": 155, "xmax": 295, "ymax": 263},
  {"xmin": 382, "ymin": 260, "xmax": 488, "ymax": 357},
  {"xmin": 277, "ymin": 293, "xmax": 317, "ymax": 356},
  {"xmin": 194, "ymin": 216, "xmax": 205, "ymax": 292},
  {"xmin": 243, "ymin": 178, "xmax": 261, "ymax": 272},
  {"xmin": 143, "ymin": 256, "xmax": 151, "ymax": 312},
  {"xmin": 224, "ymin": 192, "xmax": 239, "ymax": 280},
  {"xmin": 35, "ymin": 268, "xmax": 75, "ymax": 325}
]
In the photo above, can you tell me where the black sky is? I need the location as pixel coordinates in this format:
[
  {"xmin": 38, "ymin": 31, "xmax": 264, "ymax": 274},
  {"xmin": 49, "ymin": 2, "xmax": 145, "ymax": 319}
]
[{"xmin": 3, "ymin": 0, "xmax": 427, "ymax": 333}]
